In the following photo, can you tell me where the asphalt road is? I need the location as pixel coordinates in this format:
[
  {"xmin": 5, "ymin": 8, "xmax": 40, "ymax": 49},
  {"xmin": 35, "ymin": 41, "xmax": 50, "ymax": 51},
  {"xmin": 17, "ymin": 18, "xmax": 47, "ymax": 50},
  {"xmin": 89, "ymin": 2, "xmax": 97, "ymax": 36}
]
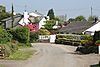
[{"xmin": 0, "ymin": 43, "xmax": 100, "ymax": 67}]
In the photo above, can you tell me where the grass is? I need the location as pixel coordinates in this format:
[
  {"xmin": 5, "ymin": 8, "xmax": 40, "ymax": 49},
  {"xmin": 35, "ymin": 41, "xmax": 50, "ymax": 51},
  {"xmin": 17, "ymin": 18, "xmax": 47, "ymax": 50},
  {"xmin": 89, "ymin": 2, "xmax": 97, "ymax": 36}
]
[
  {"xmin": 5, "ymin": 47, "xmax": 36, "ymax": 60},
  {"xmin": 0, "ymin": 64, "xmax": 4, "ymax": 67}
]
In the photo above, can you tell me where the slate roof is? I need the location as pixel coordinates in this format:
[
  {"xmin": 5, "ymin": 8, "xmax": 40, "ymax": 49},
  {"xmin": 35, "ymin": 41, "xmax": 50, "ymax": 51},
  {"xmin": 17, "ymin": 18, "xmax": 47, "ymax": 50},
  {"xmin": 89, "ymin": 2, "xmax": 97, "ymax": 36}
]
[
  {"xmin": 1, "ymin": 14, "xmax": 22, "ymax": 28},
  {"xmin": 58, "ymin": 21, "xmax": 96, "ymax": 34}
]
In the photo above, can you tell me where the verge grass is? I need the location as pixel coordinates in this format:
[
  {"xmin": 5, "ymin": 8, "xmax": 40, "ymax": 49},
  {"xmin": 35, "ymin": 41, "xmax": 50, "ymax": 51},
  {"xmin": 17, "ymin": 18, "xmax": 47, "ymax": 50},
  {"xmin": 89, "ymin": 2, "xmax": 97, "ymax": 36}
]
[{"xmin": 5, "ymin": 47, "xmax": 36, "ymax": 60}]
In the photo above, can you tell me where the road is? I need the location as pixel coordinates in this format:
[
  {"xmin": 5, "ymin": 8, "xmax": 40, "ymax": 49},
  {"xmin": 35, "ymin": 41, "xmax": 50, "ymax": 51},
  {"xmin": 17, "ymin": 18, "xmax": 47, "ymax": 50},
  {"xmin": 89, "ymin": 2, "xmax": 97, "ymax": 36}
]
[{"xmin": 0, "ymin": 43, "xmax": 100, "ymax": 67}]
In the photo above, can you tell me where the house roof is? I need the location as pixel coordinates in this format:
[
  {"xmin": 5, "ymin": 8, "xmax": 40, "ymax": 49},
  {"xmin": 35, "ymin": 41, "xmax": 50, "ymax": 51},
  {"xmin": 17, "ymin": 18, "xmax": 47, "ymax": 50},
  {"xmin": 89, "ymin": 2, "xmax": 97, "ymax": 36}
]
[
  {"xmin": 1, "ymin": 14, "xmax": 22, "ymax": 28},
  {"xmin": 1, "ymin": 14, "xmax": 22, "ymax": 21},
  {"xmin": 29, "ymin": 11, "xmax": 44, "ymax": 17},
  {"xmin": 84, "ymin": 22, "xmax": 100, "ymax": 33},
  {"xmin": 58, "ymin": 21, "xmax": 96, "ymax": 34}
]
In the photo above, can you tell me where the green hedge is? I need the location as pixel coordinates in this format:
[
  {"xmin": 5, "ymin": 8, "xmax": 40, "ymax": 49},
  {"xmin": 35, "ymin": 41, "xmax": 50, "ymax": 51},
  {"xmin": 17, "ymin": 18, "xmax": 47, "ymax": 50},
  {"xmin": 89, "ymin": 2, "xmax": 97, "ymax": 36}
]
[
  {"xmin": 55, "ymin": 38, "xmax": 67, "ymax": 44},
  {"xmin": 80, "ymin": 40, "xmax": 93, "ymax": 46},
  {"xmin": 9, "ymin": 26, "xmax": 30, "ymax": 43},
  {"xmin": 55, "ymin": 34, "xmax": 93, "ymax": 46}
]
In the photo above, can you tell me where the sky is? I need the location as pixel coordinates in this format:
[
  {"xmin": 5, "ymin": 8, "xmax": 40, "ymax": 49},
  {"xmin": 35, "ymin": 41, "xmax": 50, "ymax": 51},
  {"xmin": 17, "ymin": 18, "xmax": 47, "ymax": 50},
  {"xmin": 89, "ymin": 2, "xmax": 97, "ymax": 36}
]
[{"xmin": 0, "ymin": 0, "xmax": 100, "ymax": 19}]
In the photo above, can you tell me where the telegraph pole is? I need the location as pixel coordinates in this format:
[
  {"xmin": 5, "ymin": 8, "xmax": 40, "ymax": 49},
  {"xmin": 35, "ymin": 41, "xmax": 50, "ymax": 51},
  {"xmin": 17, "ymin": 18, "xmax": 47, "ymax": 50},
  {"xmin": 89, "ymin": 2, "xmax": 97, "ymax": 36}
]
[
  {"xmin": 65, "ymin": 14, "xmax": 67, "ymax": 21},
  {"xmin": 91, "ymin": 6, "xmax": 93, "ymax": 17}
]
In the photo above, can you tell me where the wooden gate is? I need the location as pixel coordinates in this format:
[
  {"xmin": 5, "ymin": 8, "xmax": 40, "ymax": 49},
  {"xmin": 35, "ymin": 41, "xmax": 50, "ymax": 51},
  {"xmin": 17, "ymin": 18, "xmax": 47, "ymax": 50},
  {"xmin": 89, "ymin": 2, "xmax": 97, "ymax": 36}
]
[
  {"xmin": 39, "ymin": 35, "xmax": 56, "ymax": 43},
  {"xmin": 39, "ymin": 35, "xmax": 50, "ymax": 43}
]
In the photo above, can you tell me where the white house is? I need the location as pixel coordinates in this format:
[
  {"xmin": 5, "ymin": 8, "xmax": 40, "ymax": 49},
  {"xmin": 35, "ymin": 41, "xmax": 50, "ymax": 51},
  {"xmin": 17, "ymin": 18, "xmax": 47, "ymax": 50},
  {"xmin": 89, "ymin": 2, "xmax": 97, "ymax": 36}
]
[
  {"xmin": 18, "ymin": 10, "xmax": 49, "ymax": 29},
  {"xmin": 83, "ymin": 22, "xmax": 100, "ymax": 35},
  {"xmin": 18, "ymin": 11, "xmax": 30, "ymax": 26}
]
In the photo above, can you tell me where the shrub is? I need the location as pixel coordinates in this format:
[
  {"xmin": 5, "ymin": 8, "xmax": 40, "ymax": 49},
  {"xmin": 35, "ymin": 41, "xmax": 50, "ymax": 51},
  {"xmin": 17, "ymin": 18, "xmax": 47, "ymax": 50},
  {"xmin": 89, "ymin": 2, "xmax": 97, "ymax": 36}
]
[
  {"xmin": 9, "ymin": 26, "xmax": 30, "ymax": 43},
  {"xmin": 30, "ymin": 32, "xmax": 39, "ymax": 43},
  {"xmin": 93, "ymin": 31, "xmax": 100, "ymax": 42},
  {"xmin": 95, "ymin": 40, "xmax": 100, "ymax": 46},
  {"xmin": 44, "ymin": 20, "xmax": 56, "ymax": 30},
  {"xmin": 0, "ymin": 27, "xmax": 12, "ymax": 44},
  {"xmin": 76, "ymin": 45, "xmax": 98, "ymax": 54},
  {"xmin": 37, "ymin": 29, "xmax": 51, "ymax": 35}
]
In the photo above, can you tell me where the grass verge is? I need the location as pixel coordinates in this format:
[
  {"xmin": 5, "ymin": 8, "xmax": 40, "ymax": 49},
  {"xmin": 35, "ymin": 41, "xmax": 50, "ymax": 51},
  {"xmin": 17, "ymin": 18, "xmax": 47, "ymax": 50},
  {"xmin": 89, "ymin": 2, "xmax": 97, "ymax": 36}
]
[
  {"xmin": 5, "ymin": 48, "xmax": 36, "ymax": 60},
  {"xmin": 0, "ymin": 64, "xmax": 4, "ymax": 67}
]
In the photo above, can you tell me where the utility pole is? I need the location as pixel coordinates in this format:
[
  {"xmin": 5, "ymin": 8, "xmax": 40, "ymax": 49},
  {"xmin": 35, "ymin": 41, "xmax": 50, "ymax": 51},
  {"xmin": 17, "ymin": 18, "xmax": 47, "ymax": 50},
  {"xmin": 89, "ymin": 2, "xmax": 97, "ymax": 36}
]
[
  {"xmin": 24, "ymin": 5, "xmax": 27, "ymax": 12},
  {"xmin": 11, "ymin": 4, "xmax": 14, "ymax": 28},
  {"xmin": 65, "ymin": 14, "xmax": 67, "ymax": 21},
  {"xmin": 91, "ymin": 6, "xmax": 93, "ymax": 17}
]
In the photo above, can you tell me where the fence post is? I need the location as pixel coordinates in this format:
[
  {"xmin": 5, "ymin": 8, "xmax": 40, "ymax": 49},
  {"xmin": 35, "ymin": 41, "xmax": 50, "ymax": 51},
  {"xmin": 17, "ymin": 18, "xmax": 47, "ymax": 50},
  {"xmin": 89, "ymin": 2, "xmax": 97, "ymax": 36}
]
[{"xmin": 98, "ymin": 45, "xmax": 100, "ymax": 54}]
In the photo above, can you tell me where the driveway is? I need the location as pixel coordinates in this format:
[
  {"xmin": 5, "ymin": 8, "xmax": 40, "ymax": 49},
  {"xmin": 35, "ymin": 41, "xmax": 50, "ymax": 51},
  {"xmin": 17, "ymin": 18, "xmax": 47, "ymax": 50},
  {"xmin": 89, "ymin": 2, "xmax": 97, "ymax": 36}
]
[{"xmin": 0, "ymin": 43, "xmax": 100, "ymax": 67}]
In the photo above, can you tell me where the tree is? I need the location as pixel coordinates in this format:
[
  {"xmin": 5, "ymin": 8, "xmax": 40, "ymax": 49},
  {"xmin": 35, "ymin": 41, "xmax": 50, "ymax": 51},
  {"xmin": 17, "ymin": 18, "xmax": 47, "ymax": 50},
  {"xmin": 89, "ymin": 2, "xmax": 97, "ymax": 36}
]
[
  {"xmin": 37, "ymin": 29, "xmax": 50, "ymax": 35},
  {"xmin": 68, "ymin": 18, "xmax": 75, "ymax": 22},
  {"xmin": 0, "ymin": 5, "xmax": 11, "ymax": 21},
  {"xmin": 88, "ymin": 16, "xmax": 98, "ymax": 22},
  {"xmin": 54, "ymin": 17, "xmax": 60, "ymax": 21},
  {"xmin": 47, "ymin": 9, "xmax": 55, "ymax": 20},
  {"xmin": 44, "ymin": 20, "xmax": 55, "ymax": 30},
  {"xmin": 75, "ymin": 15, "xmax": 86, "ymax": 21},
  {"xmin": 0, "ymin": 5, "xmax": 6, "ymax": 13}
]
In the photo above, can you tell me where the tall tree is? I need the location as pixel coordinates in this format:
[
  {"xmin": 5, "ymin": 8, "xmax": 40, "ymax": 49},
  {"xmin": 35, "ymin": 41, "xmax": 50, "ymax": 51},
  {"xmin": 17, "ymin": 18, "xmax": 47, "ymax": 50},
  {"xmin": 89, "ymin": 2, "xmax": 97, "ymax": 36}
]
[
  {"xmin": 47, "ymin": 9, "xmax": 55, "ymax": 20},
  {"xmin": 11, "ymin": 4, "xmax": 14, "ymax": 28}
]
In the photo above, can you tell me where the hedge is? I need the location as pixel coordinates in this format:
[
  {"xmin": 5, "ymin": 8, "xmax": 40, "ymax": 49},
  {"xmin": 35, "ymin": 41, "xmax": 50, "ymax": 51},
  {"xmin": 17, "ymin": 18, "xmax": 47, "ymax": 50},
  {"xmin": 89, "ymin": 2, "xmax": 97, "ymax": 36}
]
[
  {"xmin": 55, "ymin": 34, "xmax": 93, "ymax": 46},
  {"xmin": 9, "ymin": 26, "xmax": 30, "ymax": 43}
]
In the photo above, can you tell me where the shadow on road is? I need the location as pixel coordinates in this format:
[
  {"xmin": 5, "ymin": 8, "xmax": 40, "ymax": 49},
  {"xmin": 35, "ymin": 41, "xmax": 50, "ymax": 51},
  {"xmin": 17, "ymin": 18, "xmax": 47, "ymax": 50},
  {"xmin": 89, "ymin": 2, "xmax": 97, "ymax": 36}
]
[{"xmin": 90, "ymin": 62, "xmax": 100, "ymax": 67}]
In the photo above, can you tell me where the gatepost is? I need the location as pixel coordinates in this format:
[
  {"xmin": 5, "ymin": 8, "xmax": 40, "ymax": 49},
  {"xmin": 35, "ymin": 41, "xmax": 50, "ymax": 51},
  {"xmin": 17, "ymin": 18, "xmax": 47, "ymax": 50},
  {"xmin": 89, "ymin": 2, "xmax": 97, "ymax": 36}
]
[{"xmin": 50, "ymin": 35, "xmax": 56, "ymax": 43}]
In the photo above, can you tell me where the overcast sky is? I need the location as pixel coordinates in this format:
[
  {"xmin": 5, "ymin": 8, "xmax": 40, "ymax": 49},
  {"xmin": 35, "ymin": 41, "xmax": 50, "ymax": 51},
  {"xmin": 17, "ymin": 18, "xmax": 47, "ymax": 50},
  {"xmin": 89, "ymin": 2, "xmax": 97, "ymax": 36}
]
[{"xmin": 0, "ymin": 0, "xmax": 100, "ymax": 19}]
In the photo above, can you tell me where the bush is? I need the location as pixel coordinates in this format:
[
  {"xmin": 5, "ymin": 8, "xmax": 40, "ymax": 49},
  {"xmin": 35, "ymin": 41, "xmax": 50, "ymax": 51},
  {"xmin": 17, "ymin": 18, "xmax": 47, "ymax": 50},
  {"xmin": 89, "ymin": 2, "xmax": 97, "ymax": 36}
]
[
  {"xmin": 95, "ymin": 40, "xmax": 100, "ymax": 46},
  {"xmin": 44, "ymin": 20, "xmax": 56, "ymax": 30},
  {"xmin": 9, "ymin": 26, "xmax": 30, "ymax": 43},
  {"xmin": 30, "ymin": 32, "xmax": 39, "ymax": 43},
  {"xmin": 37, "ymin": 29, "xmax": 51, "ymax": 35},
  {"xmin": 0, "ymin": 27, "xmax": 12, "ymax": 44},
  {"xmin": 93, "ymin": 31, "xmax": 100, "ymax": 42},
  {"xmin": 76, "ymin": 45, "xmax": 98, "ymax": 54}
]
